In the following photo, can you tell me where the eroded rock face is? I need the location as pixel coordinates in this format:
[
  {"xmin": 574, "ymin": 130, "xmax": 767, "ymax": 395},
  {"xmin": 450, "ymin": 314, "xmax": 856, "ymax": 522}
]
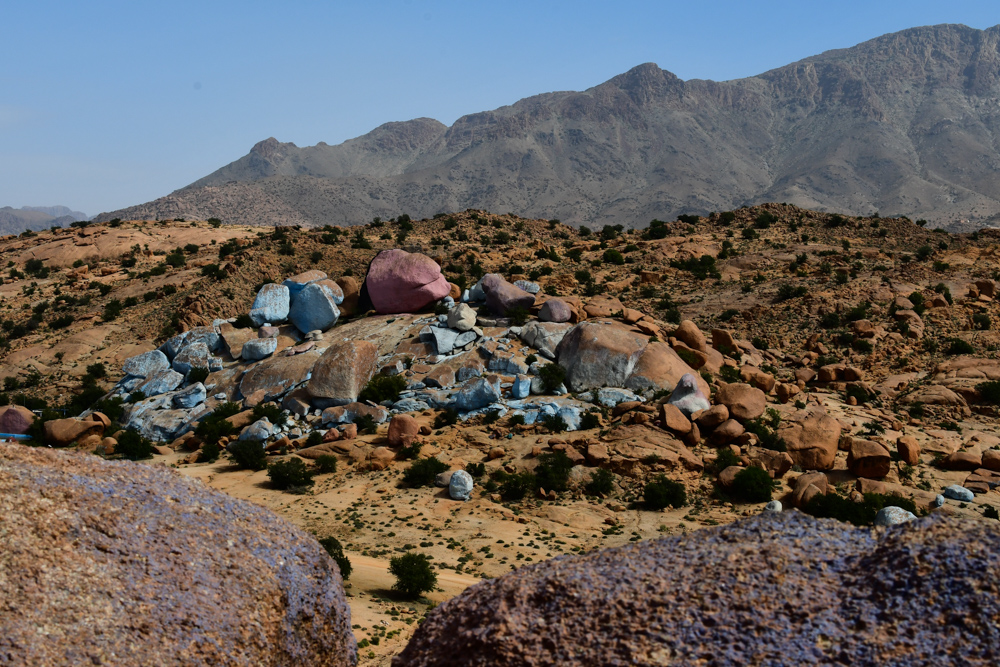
[
  {"xmin": 289, "ymin": 282, "xmax": 341, "ymax": 333},
  {"xmin": 481, "ymin": 273, "xmax": 536, "ymax": 316},
  {"xmin": 395, "ymin": 512, "xmax": 1000, "ymax": 666},
  {"xmin": 779, "ymin": 408, "xmax": 843, "ymax": 470},
  {"xmin": 307, "ymin": 340, "xmax": 378, "ymax": 406},
  {"xmin": 363, "ymin": 249, "xmax": 451, "ymax": 314},
  {"xmin": 250, "ymin": 283, "xmax": 290, "ymax": 326},
  {"xmin": 0, "ymin": 443, "xmax": 355, "ymax": 666},
  {"xmin": 0, "ymin": 405, "xmax": 34, "ymax": 434}
]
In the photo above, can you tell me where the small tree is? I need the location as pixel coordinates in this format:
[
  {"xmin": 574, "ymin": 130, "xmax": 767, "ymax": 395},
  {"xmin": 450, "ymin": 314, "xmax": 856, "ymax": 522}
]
[
  {"xmin": 229, "ymin": 438, "xmax": 268, "ymax": 470},
  {"xmin": 389, "ymin": 552, "xmax": 437, "ymax": 598},
  {"xmin": 267, "ymin": 458, "xmax": 314, "ymax": 492},
  {"xmin": 319, "ymin": 536, "xmax": 352, "ymax": 580},
  {"xmin": 116, "ymin": 429, "xmax": 153, "ymax": 461},
  {"xmin": 644, "ymin": 475, "xmax": 686, "ymax": 509},
  {"xmin": 402, "ymin": 457, "xmax": 449, "ymax": 487}
]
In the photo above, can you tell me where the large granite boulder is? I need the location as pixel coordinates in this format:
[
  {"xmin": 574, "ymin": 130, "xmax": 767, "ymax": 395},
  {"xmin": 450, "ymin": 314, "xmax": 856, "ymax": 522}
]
[
  {"xmin": 137, "ymin": 369, "xmax": 185, "ymax": 397},
  {"xmin": 289, "ymin": 283, "xmax": 341, "ymax": 333},
  {"xmin": 0, "ymin": 405, "xmax": 35, "ymax": 434},
  {"xmin": 335, "ymin": 276, "xmax": 361, "ymax": 316},
  {"xmin": 0, "ymin": 443, "xmax": 355, "ymax": 666},
  {"xmin": 122, "ymin": 349, "xmax": 170, "ymax": 378},
  {"xmin": 666, "ymin": 373, "xmax": 711, "ymax": 417},
  {"xmin": 242, "ymin": 337, "xmax": 278, "ymax": 361},
  {"xmin": 395, "ymin": 512, "xmax": 1000, "ymax": 666},
  {"xmin": 283, "ymin": 270, "xmax": 328, "ymax": 302},
  {"xmin": 239, "ymin": 350, "xmax": 321, "ymax": 402},
  {"xmin": 480, "ymin": 273, "xmax": 536, "ymax": 316},
  {"xmin": 778, "ymin": 408, "xmax": 843, "ymax": 470},
  {"xmin": 307, "ymin": 340, "xmax": 378, "ymax": 406},
  {"xmin": 452, "ymin": 376, "xmax": 502, "ymax": 412},
  {"xmin": 43, "ymin": 418, "xmax": 104, "ymax": 447},
  {"xmin": 624, "ymin": 341, "xmax": 710, "ymax": 397},
  {"xmin": 172, "ymin": 342, "xmax": 221, "ymax": 376},
  {"xmin": 249, "ymin": 283, "xmax": 290, "ymax": 326},
  {"xmin": 362, "ymin": 249, "xmax": 451, "ymax": 314},
  {"xmin": 715, "ymin": 382, "xmax": 767, "ymax": 421}
]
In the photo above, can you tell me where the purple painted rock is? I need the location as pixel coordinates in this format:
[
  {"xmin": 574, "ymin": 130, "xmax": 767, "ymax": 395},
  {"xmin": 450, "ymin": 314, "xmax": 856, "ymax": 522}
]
[
  {"xmin": 539, "ymin": 299, "xmax": 572, "ymax": 323},
  {"xmin": 364, "ymin": 249, "xmax": 451, "ymax": 314},
  {"xmin": 667, "ymin": 373, "xmax": 712, "ymax": 418},
  {"xmin": 0, "ymin": 405, "xmax": 34, "ymax": 434},
  {"xmin": 481, "ymin": 273, "xmax": 536, "ymax": 316}
]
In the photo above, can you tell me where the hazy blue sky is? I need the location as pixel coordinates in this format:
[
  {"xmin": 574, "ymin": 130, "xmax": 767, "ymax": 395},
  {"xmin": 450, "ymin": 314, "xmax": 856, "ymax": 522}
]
[{"xmin": 2, "ymin": 0, "xmax": 997, "ymax": 216}]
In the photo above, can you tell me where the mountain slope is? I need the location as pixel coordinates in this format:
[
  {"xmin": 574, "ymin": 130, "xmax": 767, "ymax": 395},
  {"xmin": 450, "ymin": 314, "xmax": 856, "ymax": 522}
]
[
  {"xmin": 0, "ymin": 206, "xmax": 88, "ymax": 236},
  {"xmin": 96, "ymin": 24, "xmax": 1000, "ymax": 229}
]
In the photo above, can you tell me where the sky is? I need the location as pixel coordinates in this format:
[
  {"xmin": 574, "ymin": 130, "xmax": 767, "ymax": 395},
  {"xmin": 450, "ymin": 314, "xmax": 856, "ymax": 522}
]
[{"xmin": 2, "ymin": 0, "xmax": 997, "ymax": 216}]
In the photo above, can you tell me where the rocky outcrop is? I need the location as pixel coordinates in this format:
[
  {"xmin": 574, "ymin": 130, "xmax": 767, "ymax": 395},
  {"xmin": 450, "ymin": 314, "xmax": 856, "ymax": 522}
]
[
  {"xmin": 395, "ymin": 512, "xmax": 1000, "ymax": 666},
  {"xmin": 307, "ymin": 340, "xmax": 378, "ymax": 406},
  {"xmin": 0, "ymin": 443, "xmax": 355, "ymax": 666}
]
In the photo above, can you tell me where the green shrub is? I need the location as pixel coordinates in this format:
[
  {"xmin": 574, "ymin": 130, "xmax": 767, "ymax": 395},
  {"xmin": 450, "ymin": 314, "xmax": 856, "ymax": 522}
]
[
  {"xmin": 198, "ymin": 440, "xmax": 220, "ymax": 463},
  {"xmin": 233, "ymin": 313, "xmax": 255, "ymax": 329},
  {"xmin": 728, "ymin": 466, "xmax": 774, "ymax": 503},
  {"xmin": 433, "ymin": 408, "xmax": 458, "ymax": 429},
  {"xmin": 644, "ymin": 475, "xmax": 687, "ymax": 509},
  {"xmin": 708, "ymin": 447, "xmax": 740, "ymax": 474},
  {"xmin": 314, "ymin": 454, "xmax": 338, "ymax": 474},
  {"xmin": 801, "ymin": 492, "xmax": 917, "ymax": 526},
  {"xmin": 355, "ymin": 414, "xmax": 378, "ymax": 435},
  {"xmin": 389, "ymin": 552, "xmax": 437, "ymax": 599},
  {"xmin": 402, "ymin": 457, "xmax": 449, "ymax": 487},
  {"xmin": 499, "ymin": 472, "xmax": 537, "ymax": 501},
  {"xmin": 542, "ymin": 414, "xmax": 568, "ymax": 433},
  {"xmin": 465, "ymin": 462, "xmax": 486, "ymax": 478},
  {"xmin": 319, "ymin": 536, "xmax": 352, "ymax": 580},
  {"xmin": 187, "ymin": 367, "xmax": 210, "ymax": 384},
  {"xmin": 602, "ymin": 249, "xmax": 625, "ymax": 265},
  {"xmin": 358, "ymin": 374, "xmax": 407, "ymax": 404},
  {"xmin": 116, "ymin": 430, "xmax": 153, "ymax": 461},
  {"xmin": 268, "ymin": 458, "xmax": 315, "ymax": 492},
  {"xmin": 580, "ymin": 412, "xmax": 601, "ymax": 430},
  {"xmin": 252, "ymin": 402, "xmax": 285, "ymax": 424},
  {"xmin": 86, "ymin": 362, "xmax": 107, "ymax": 378},
  {"xmin": 718, "ymin": 309, "xmax": 739, "ymax": 322},
  {"xmin": 102, "ymin": 299, "xmax": 123, "ymax": 321},
  {"xmin": 973, "ymin": 313, "xmax": 991, "ymax": 331},
  {"xmin": 776, "ymin": 284, "xmax": 808, "ymax": 302},
  {"xmin": 976, "ymin": 380, "xmax": 1000, "ymax": 405},
  {"xmin": 229, "ymin": 439, "xmax": 268, "ymax": 471},
  {"xmin": 945, "ymin": 338, "xmax": 974, "ymax": 355},
  {"xmin": 534, "ymin": 451, "xmax": 573, "ymax": 493},
  {"xmin": 671, "ymin": 254, "xmax": 720, "ymax": 279},
  {"xmin": 506, "ymin": 306, "xmax": 530, "ymax": 325},
  {"xmin": 585, "ymin": 468, "xmax": 615, "ymax": 496},
  {"xmin": 538, "ymin": 363, "xmax": 566, "ymax": 394}
]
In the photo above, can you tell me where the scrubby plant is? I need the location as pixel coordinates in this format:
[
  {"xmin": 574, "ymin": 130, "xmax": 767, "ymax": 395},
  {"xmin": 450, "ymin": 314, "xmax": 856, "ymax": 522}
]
[
  {"xmin": 389, "ymin": 552, "xmax": 437, "ymax": 599},
  {"xmin": 197, "ymin": 440, "xmax": 220, "ymax": 463},
  {"xmin": 976, "ymin": 380, "xmax": 1000, "ymax": 405},
  {"xmin": 708, "ymin": 447, "xmax": 740, "ymax": 475},
  {"xmin": 112, "ymin": 430, "xmax": 152, "ymax": 461},
  {"xmin": 268, "ymin": 458, "xmax": 314, "ymax": 492},
  {"xmin": 358, "ymin": 376, "xmax": 407, "ymax": 404},
  {"xmin": 314, "ymin": 454, "xmax": 338, "ymax": 474},
  {"xmin": 945, "ymin": 338, "xmax": 974, "ymax": 355},
  {"xmin": 973, "ymin": 313, "xmax": 991, "ymax": 331},
  {"xmin": 402, "ymin": 457, "xmax": 449, "ymax": 487},
  {"xmin": 229, "ymin": 438, "xmax": 268, "ymax": 471},
  {"xmin": 728, "ymin": 466, "xmax": 774, "ymax": 503},
  {"xmin": 355, "ymin": 413, "xmax": 378, "ymax": 435},
  {"xmin": 542, "ymin": 413, "xmax": 568, "ymax": 433},
  {"xmin": 534, "ymin": 451, "xmax": 573, "ymax": 493},
  {"xmin": 801, "ymin": 492, "xmax": 917, "ymax": 526},
  {"xmin": 433, "ymin": 408, "xmax": 459, "ymax": 429},
  {"xmin": 585, "ymin": 468, "xmax": 616, "ymax": 496},
  {"xmin": 233, "ymin": 313, "xmax": 255, "ymax": 329},
  {"xmin": 644, "ymin": 475, "xmax": 687, "ymax": 509},
  {"xmin": 465, "ymin": 462, "xmax": 486, "ymax": 478},
  {"xmin": 580, "ymin": 411, "xmax": 601, "ymax": 430},
  {"xmin": 499, "ymin": 471, "xmax": 537, "ymax": 501},
  {"xmin": 538, "ymin": 363, "xmax": 566, "ymax": 394},
  {"xmin": 252, "ymin": 402, "xmax": 286, "ymax": 424},
  {"xmin": 187, "ymin": 367, "xmax": 210, "ymax": 384},
  {"xmin": 319, "ymin": 536, "xmax": 352, "ymax": 580}
]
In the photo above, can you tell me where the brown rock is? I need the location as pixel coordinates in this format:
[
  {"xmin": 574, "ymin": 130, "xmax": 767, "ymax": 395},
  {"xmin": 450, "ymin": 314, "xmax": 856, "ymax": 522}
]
[
  {"xmin": 368, "ymin": 446, "xmax": 396, "ymax": 471},
  {"xmin": 791, "ymin": 471, "xmax": 828, "ymax": 507},
  {"xmin": 674, "ymin": 320, "xmax": 708, "ymax": 353},
  {"xmin": 585, "ymin": 444, "xmax": 609, "ymax": 466},
  {"xmin": 0, "ymin": 405, "xmax": 35, "ymax": 434},
  {"xmin": 340, "ymin": 423, "xmax": 358, "ymax": 440},
  {"xmin": 715, "ymin": 383, "xmax": 766, "ymax": 421},
  {"xmin": 387, "ymin": 414, "xmax": 420, "ymax": 447},
  {"xmin": 43, "ymin": 418, "xmax": 104, "ymax": 448},
  {"xmin": 855, "ymin": 477, "xmax": 887, "ymax": 495},
  {"xmin": 779, "ymin": 410, "xmax": 842, "ymax": 470},
  {"xmin": 740, "ymin": 365, "xmax": 776, "ymax": 393},
  {"xmin": 896, "ymin": 436, "xmax": 921, "ymax": 465},
  {"xmin": 711, "ymin": 328, "xmax": 739, "ymax": 355},
  {"xmin": 307, "ymin": 340, "xmax": 378, "ymax": 403},
  {"xmin": 775, "ymin": 383, "xmax": 800, "ymax": 403},
  {"xmin": 693, "ymin": 404, "xmax": 729, "ymax": 429},
  {"xmin": 322, "ymin": 429, "xmax": 341, "ymax": 443},
  {"xmin": 940, "ymin": 450, "xmax": 983, "ymax": 471},
  {"xmin": 335, "ymin": 276, "xmax": 361, "ymax": 317},
  {"xmin": 659, "ymin": 403, "xmax": 692, "ymax": 434},
  {"xmin": 488, "ymin": 447, "xmax": 505, "ymax": 460},
  {"xmin": 982, "ymin": 449, "xmax": 1000, "ymax": 472},
  {"xmin": 748, "ymin": 447, "xmax": 793, "ymax": 478},
  {"xmin": 711, "ymin": 419, "xmax": 744, "ymax": 445},
  {"xmin": 583, "ymin": 295, "xmax": 625, "ymax": 318},
  {"xmin": 717, "ymin": 465, "xmax": 743, "ymax": 488},
  {"xmin": 0, "ymin": 443, "xmax": 354, "ymax": 665},
  {"xmin": 847, "ymin": 439, "xmax": 891, "ymax": 479}
]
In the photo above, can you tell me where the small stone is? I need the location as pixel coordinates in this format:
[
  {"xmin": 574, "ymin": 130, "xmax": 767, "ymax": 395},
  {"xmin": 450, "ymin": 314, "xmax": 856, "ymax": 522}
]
[
  {"xmin": 764, "ymin": 500, "xmax": 782, "ymax": 512},
  {"xmin": 241, "ymin": 337, "xmax": 278, "ymax": 361},
  {"xmin": 447, "ymin": 303, "xmax": 477, "ymax": 331},
  {"xmin": 943, "ymin": 484, "xmax": 975, "ymax": 502},
  {"xmin": 449, "ymin": 470, "xmax": 474, "ymax": 500},
  {"xmin": 874, "ymin": 506, "xmax": 917, "ymax": 526}
]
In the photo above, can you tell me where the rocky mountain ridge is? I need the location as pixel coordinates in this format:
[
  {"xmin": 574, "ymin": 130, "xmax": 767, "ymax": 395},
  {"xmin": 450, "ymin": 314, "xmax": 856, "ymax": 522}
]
[
  {"xmin": 96, "ymin": 24, "xmax": 1000, "ymax": 230},
  {"xmin": 0, "ymin": 205, "xmax": 88, "ymax": 235}
]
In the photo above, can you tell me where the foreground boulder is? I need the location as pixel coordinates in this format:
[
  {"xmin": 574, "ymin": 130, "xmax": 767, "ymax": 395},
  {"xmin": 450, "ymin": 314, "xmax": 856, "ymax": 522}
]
[
  {"xmin": 362, "ymin": 249, "xmax": 451, "ymax": 314},
  {"xmin": 0, "ymin": 443, "xmax": 355, "ymax": 666},
  {"xmin": 395, "ymin": 512, "xmax": 1000, "ymax": 666},
  {"xmin": 0, "ymin": 404, "xmax": 34, "ymax": 434}
]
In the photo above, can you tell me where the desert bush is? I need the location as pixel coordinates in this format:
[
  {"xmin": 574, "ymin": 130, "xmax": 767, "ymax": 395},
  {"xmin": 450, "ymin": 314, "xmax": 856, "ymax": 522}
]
[
  {"xmin": 538, "ymin": 363, "xmax": 566, "ymax": 394},
  {"xmin": 187, "ymin": 367, "xmax": 210, "ymax": 384},
  {"xmin": 945, "ymin": 338, "xmax": 975, "ymax": 356},
  {"xmin": 580, "ymin": 411, "xmax": 601, "ymax": 430},
  {"xmin": 389, "ymin": 553, "xmax": 437, "ymax": 599},
  {"xmin": 319, "ymin": 536, "xmax": 352, "ymax": 580},
  {"xmin": 402, "ymin": 457, "xmax": 448, "ymax": 487},
  {"xmin": 801, "ymin": 492, "xmax": 917, "ymax": 526},
  {"xmin": 268, "ymin": 458, "xmax": 314, "ymax": 492},
  {"xmin": 116, "ymin": 429, "xmax": 153, "ymax": 461},
  {"xmin": 644, "ymin": 475, "xmax": 687, "ymax": 509},
  {"xmin": 973, "ymin": 313, "xmax": 991, "ymax": 331},
  {"xmin": 728, "ymin": 466, "xmax": 774, "ymax": 503},
  {"xmin": 433, "ymin": 408, "xmax": 458, "ymax": 429},
  {"xmin": 585, "ymin": 468, "xmax": 616, "ymax": 496},
  {"xmin": 708, "ymin": 447, "xmax": 740, "ymax": 474},
  {"xmin": 314, "ymin": 454, "xmax": 338, "ymax": 474},
  {"xmin": 534, "ymin": 451, "xmax": 573, "ymax": 493},
  {"xmin": 465, "ymin": 462, "xmax": 486, "ymax": 478},
  {"xmin": 499, "ymin": 471, "xmax": 537, "ymax": 501},
  {"xmin": 252, "ymin": 402, "xmax": 285, "ymax": 424},
  {"xmin": 976, "ymin": 381, "xmax": 1000, "ymax": 405},
  {"xmin": 229, "ymin": 438, "xmax": 268, "ymax": 471},
  {"xmin": 542, "ymin": 413, "xmax": 568, "ymax": 433},
  {"xmin": 355, "ymin": 414, "xmax": 378, "ymax": 435}
]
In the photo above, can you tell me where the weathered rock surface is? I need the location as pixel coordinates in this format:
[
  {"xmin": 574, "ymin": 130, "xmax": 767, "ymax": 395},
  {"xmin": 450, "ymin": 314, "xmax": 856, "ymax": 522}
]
[
  {"xmin": 481, "ymin": 273, "xmax": 535, "ymax": 316},
  {"xmin": 538, "ymin": 298, "xmax": 572, "ymax": 323},
  {"xmin": 0, "ymin": 404, "xmax": 34, "ymax": 434},
  {"xmin": 0, "ymin": 443, "xmax": 355, "ymax": 666},
  {"xmin": 448, "ymin": 469, "xmax": 474, "ymax": 501},
  {"xmin": 122, "ymin": 349, "xmax": 170, "ymax": 378},
  {"xmin": 241, "ymin": 337, "xmax": 278, "ymax": 361},
  {"xmin": 43, "ymin": 417, "xmax": 104, "ymax": 447},
  {"xmin": 249, "ymin": 283, "xmax": 290, "ymax": 326},
  {"xmin": 715, "ymin": 382, "xmax": 766, "ymax": 421},
  {"xmin": 779, "ymin": 408, "xmax": 843, "ymax": 470},
  {"xmin": 363, "ymin": 249, "xmax": 450, "ymax": 314},
  {"xmin": 307, "ymin": 340, "xmax": 378, "ymax": 405},
  {"xmin": 289, "ymin": 282, "xmax": 341, "ymax": 333},
  {"xmin": 394, "ymin": 512, "xmax": 1000, "ymax": 666}
]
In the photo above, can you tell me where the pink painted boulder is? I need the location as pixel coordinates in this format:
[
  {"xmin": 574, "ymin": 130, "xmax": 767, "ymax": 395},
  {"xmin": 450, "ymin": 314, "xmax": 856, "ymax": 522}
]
[
  {"xmin": 0, "ymin": 405, "xmax": 34, "ymax": 435},
  {"xmin": 363, "ymin": 249, "xmax": 451, "ymax": 314},
  {"xmin": 481, "ymin": 274, "xmax": 536, "ymax": 316},
  {"xmin": 539, "ymin": 299, "xmax": 572, "ymax": 323}
]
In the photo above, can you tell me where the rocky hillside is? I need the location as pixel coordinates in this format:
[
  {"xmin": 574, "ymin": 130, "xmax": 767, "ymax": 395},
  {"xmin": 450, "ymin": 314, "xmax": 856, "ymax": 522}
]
[
  {"xmin": 97, "ymin": 24, "xmax": 1000, "ymax": 230},
  {"xmin": 5, "ymin": 205, "xmax": 1000, "ymax": 664},
  {"xmin": 0, "ymin": 204, "xmax": 87, "ymax": 235}
]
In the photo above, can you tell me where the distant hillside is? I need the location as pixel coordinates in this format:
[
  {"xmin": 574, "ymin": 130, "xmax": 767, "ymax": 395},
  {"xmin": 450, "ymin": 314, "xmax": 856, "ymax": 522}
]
[
  {"xmin": 0, "ymin": 206, "xmax": 88, "ymax": 236},
  {"xmin": 97, "ymin": 24, "xmax": 1000, "ymax": 230}
]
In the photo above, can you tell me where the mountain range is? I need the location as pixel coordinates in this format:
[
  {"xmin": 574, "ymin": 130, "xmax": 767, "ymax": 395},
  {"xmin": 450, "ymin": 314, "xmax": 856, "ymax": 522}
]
[
  {"xmin": 95, "ymin": 23, "xmax": 1000, "ymax": 230},
  {"xmin": 0, "ymin": 206, "xmax": 88, "ymax": 236}
]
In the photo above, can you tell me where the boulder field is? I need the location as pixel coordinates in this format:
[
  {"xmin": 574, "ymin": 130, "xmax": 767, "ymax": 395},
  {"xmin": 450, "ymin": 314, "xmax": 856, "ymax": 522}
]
[
  {"xmin": 394, "ymin": 511, "xmax": 1000, "ymax": 666},
  {"xmin": 0, "ymin": 443, "xmax": 355, "ymax": 666}
]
